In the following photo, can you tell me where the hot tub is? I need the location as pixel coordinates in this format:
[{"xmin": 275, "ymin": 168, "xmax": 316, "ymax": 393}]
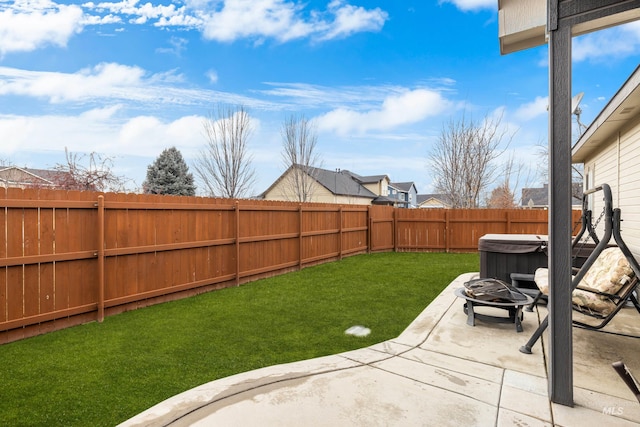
[{"xmin": 478, "ymin": 234, "xmax": 548, "ymax": 284}]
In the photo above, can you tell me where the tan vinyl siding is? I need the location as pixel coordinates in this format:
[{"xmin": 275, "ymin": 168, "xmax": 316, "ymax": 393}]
[
  {"xmin": 618, "ymin": 119, "xmax": 640, "ymax": 253},
  {"xmin": 419, "ymin": 198, "xmax": 448, "ymax": 208},
  {"xmin": 363, "ymin": 177, "xmax": 389, "ymax": 197},
  {"xmin": 583, "ymin": 119, "xmax": 640, "ymax": 257},
  {"xmin": 0, "ymin": 168, "xmax": 48, "ymax": 188},
  {"xmin": 263, "ymin": 172, "xmax": 332, "ymax": 202},
  {"xmin": 263, "ymin": 169, "xmax": 373, "ymax": 205}
]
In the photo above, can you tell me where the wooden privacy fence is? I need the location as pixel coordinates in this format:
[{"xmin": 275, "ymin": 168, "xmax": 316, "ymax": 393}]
[
  {"xmin": 0, "ymin": 187, "xmax": 577, "ymax": 342},
  {"xmin": 370, "ymin": 207, "xmax": 578, "ymax": 252}
]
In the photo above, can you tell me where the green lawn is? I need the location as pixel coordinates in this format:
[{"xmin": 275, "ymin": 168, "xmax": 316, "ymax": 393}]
[{"xmin": 0, "ymin": 252, "xmax": 478, "ymax": 426}]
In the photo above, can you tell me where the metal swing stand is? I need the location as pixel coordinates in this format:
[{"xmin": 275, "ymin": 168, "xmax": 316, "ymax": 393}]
[
  {"xmin": 519, "ymin": 184, "xmax": 640, "ymax": 354},
  {"xmin": 612, "ymin": 361, "xmax": 640, "ymax": 403},
  {"xmin": 512, "ymin": 195, "xmax": 603, "ymax": 312}
]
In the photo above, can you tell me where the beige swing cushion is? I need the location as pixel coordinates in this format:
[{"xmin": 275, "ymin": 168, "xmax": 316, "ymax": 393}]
[{"xmin": 533, "ymin": 247, "xmax": 634, "ymax": 315}]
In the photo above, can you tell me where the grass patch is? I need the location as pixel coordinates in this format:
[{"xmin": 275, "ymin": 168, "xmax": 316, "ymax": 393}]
[{"xmin": 0, "ymin": 252, "xmax": 478, "ymax": 426}]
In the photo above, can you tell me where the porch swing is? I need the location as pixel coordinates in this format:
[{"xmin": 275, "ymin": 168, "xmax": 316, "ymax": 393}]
[{"xmin": 519, "ymin": 183, "xmax": 640, "ymax": 354}]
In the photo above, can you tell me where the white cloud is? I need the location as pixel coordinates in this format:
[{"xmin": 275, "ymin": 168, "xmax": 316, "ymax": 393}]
[
  {"xmin": 81, "ymin": 12, "xmax": 121, "ymax": 25},
  {"xmin": 0, "ymin": 114, "xmax": 31, "ymax": 153},
  {"xmin": 155, "ymin": 12, "xmax": 201, "ymax": 27},
  {"xmin": 206, "ymin": 69, "xmax": 219, "ymax": 84},
  {"xmin": 0, "ymin": 109, "xmax": 205, "ymax": 159},
  {"xmin": 201, "ymin": 0, "xmax": 312, "ymax": 42},
  {"xmin": 0, "ymin": 0, "xmax": 85, "ymax": 55},
  {"xmin": 198, "ymin": 0, "xmax": 387, "ymax": 43},
  {"xmin": 259, "ymin": 82, "xmax": 440, "ymax": 112},
  {"xmin": 156, "ymin": 36, "xmax": 189, "ymax": 56},
  {"xmin": 117, "ymin": 114, "xmax": 204, "ymax": 155},
  {"xmin": 0, "ymin": 0, "xmax": 388, "ymax": 52},
  {"xmin": 440, "ymin": 0, "xmax": 495, "ymax": 12},
  {"xmin": 0, "ymin": 64, "xmax": 284, "ymax": 109},
  {"xmin": 514, "ymin": 96, "xmax": 548, "ymax": 121},
  {"xmin": 0, "ymin": 109, "xmax": 119, "ymax": 156},
  {"xmin": 317, "ymin": 89, "xmax": 450, "ymax": 135},
  {"xmin": 0, "ymin": 109, "xmax": 269, "ymax": 189},
  {"xmin": 318, "ymin": 0, "xmax": 388, "ymax": 40},
  {"xmin": 86, "ymin": 0, "xmax": 186, "ymax": 25},
  {"xmin": 573, "ymin": 22, "xmax": 640, "ymax": 62},
  {"xmin": 0, "ymin": 63, "xmax": 147, "ymax": 102}
]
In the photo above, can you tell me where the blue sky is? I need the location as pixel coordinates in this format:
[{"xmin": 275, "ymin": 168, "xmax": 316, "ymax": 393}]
[{"xmin": 1, "ymin": 0, "xmax": 639, "ymax": 196}]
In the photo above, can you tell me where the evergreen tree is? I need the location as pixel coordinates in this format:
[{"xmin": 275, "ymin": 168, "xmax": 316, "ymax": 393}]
[{"xmin": 143, "ymin": 147, "xmax": 196, "ymax": 196}]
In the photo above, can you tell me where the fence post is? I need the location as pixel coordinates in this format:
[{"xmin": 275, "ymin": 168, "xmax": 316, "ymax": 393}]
[
  {"xmin": 339, "ymin": 206, "xmax": 343, "ymax": 260},
  {"xmin": 299, "ymin": 204, "xmax": 303, "ymax": 269},
  {"xmin": 97, "ymin": 195, "xmax": 105, "ymax": 322},
  {"xmin": 445, "ymin": 210, "xmax": 450, "ymax": 253},
  {"xmin": 235, "ymin": 201, "xmax": 240, "ymax": 286},
  {"xmin": 367, "ymin": 206, "xmax": 372, "ymax": 253},
  {"xmin": 506, "ymin": 210, "xmax": 512, "ymax": 233},
  {"xmin": 393, "ymin": 208, "xmax": 397, "ymax": 252}
]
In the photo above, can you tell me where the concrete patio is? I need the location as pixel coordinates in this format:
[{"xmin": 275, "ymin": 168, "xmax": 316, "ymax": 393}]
[{"xmin": 120, "ymin": 272, "xmax": 640, "ymax": 426}]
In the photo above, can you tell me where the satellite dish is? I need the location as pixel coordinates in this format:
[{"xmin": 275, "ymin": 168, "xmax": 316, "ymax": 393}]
[
  {"xmin": 571, "ymin": 92, "xmax": 586, "ymax": 134},
  {"xmin": 545, "ymin": 92, "xmax": 586, "ymax": 132},
  {"xmin": 571, "ymin": 92, "xmax": 584, "ymax": 114}
]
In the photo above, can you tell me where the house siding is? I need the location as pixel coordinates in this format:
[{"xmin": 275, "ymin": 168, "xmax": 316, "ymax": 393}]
[
  {"xmin": 363, "ymin": 178, "xmax": 389, "ymax": 198},
  {"xmin": 583, "ymin": 117, "xmax": 640, "ymax": 257},
  {"xmin": 619, "ymin": 119, "xmax": 640, "ymax": 251},
  {"xmin": 0, "ymin": 167, "xmax": 54, "ymax": 189},
  {"xmin": 419, "ymin": 199, "xmax": 447, "ymax": 208},
  {"xmin": 407, "ymin": 186, "xmax": 417, "ymax": 208},
  {"xmin": 262, "ymin": 169, "xmax": 373, "ymax": 205},
  {"xmin": 312, "ymin": 184, "xmax": 371, "ymax": 205},
  {"xmin": 263, "ymin": 173, "xmax": 332, "ymax": 203},
  {"xmin": 261, "ymin": 169, "xmax": 298, "ymax": 201}
]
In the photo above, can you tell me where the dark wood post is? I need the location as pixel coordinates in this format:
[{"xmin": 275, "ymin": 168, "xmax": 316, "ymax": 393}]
[{"xmin": 547, "ymin": 0, "xmax": 573, "ymax": 406}]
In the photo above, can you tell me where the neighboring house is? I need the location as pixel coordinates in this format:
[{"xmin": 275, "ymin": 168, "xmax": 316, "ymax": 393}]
[
  {"xmin": 521, "ymin": 183, "xmax": 583, "ymax": 209},
  {"xmin": 417, "ymin": 194, "xmax": 453, "ymax": 209},
  {"xmin": 0, "ymin": 166, "xmax": 66, "ymax": 189},
  {"xmin": 388, "ymin": 182, "xmax": 418, "ymax": 208},
  {"xmin": 260, "ymin": 165, "xmax": 397, "ymax": 205},
  {"xmin": 572, "ymin": 65, "xmax": 640, "ymax": 256}
]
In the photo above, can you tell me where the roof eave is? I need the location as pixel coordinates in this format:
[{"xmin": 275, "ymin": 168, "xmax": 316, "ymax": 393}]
[{"xmin": 572, "ymin": 67, "xmax": 640, "ymax": 163}]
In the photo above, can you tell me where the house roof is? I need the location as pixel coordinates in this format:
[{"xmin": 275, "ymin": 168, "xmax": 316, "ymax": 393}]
[
  {"xmin": 390, "ymin": 182, "xmax": 416, "ymax": 192},
  {"xmin": 417, "ymin": 194, "xmax": 452, "ymax": 206},
  {"xmin": 309, "ymin": 167, "xmax": 379, "ymax": 198},
  {"xmin": 0, "ymin": 166, "xmax": 65, "ymax": 185},
  {"xmin": 521, "ymin": 183, "xmax": 583, "ymax": 207},
  {"xmin": 573, "ymin": 65, "xmax": 640, "ymax": 163},
  {"xmin": 341, "ymin": 170, "xmax": 389, "ymax": 185},
  {"xmin": 260, "ymin": 165, "xmax": 381, "ymax": 199},
  {"xmin": 24, "ymin": 167, "xmax": 64, "ymax": 182}
]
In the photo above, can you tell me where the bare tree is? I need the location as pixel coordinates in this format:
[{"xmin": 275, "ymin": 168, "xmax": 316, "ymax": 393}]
[
  {"xmin": 487, "ymin": 184, "xmax": 517, "ymax": 208},
  {"xmin": 536, "ymin": 140, "xmax": 584, "ymax": 195},
  {"xmin": 194, "ymin": 105, "xmax": 256, "ymax": 198},
  {"xmin": 486, "ymin": 152, "xmax": 535, "ymax": 208},
  {"xmin": 429, "ymin": 113, "xmax": 511, "ymax": 208},
  {"xmin": 53, "ymin": 148, "xmax": 129, "ymax": 192},
  {"xmin": 280, "ymin": 114, "xmax": 323, "ymax": 202}
]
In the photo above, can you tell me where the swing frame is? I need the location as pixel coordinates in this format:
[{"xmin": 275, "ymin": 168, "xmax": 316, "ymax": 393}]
[{"xmin": 519, "ymin": 183, "xmax": 640, "ymax": 354}]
